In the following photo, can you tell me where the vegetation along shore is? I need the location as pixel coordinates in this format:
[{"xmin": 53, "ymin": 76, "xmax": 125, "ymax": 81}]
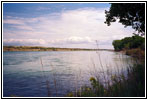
[
  {"xmin": 67, "ymin": 35, "xmax": 145, "ymax": 97},
  {"xmin": 3, "ymin": 46, "xmax": 113, "ymax": 52}
]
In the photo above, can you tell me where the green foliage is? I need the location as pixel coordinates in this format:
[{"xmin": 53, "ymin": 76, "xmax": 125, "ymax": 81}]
[
  {"xmin": 112, "ymin": 40, "xmax": 123, "ymax": 50},
  {"xmin": 112, "ymin": 35, "xmax": 144, "ymax": 51},
  {"xmin": 10, "ymin": 94, "xmax": 17, "ymax": 97},
  {"xmin": 105, "ymin": 3, "xmax": 145, "ymax": 35},
  {"xmin": 130, "ymin": 35, "xmax": 145, "ymax": 49},
  {"xmin": 66, "ymin": 92, "xmax": 74, "ymax": 97},
  {"xmin": 80, "ymin": 86, "xmax": 96, "ymax": 97},
  {"xmin": 90, "ymin": 77, "xmax": 105, "ymax": 96}
]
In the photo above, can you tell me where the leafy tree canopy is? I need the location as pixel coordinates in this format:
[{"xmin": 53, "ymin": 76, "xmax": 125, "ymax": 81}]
[
  {"xmin": 105, "ymin": 3, "xmax": 145, "ymax": 36},
  {"xmin": 112, "ymin": 35, "xmax": 145, "ymax": 51}
]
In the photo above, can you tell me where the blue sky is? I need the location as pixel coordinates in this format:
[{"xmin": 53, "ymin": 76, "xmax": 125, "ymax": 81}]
[
  {"xmin": 3, "ymin": 3, "xmax": 110, "ymax": 18},
  {"xmin": 3, "ymin": 3, "xmax": 134, "ymax": 49}
]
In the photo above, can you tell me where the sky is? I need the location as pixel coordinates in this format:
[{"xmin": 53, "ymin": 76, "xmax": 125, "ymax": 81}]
[{"xmin": 3, "ymin": 3, "xmax": 134, "ymax": 49}]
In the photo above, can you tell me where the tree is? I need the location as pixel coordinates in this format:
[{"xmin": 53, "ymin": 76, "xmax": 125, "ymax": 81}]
[
  {"xmin": 112, "ymin": 40, "xmax": 123, "ymax": 51},
  {"xmin": 105, "ymin": 3, "xmax": 145, "ymax": 36},
  {"xmin": 112, "ymin": 35, "xmax": 145, "ymax": 51},
  {"xmin": 121, "ymin": 37, "xmax": 132, "ymax": 49},
  {"xmin": 130, "ymin": 35, "xmax": 145, "ymax": 48}
]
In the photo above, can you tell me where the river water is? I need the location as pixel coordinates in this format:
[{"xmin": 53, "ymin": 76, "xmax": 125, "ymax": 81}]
[{"xmin": 3, "ymin": 51, "xmax": 133, "ymax": 97}]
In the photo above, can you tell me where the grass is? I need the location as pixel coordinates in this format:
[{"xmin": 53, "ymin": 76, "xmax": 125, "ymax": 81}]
[
  {"xmin": 67, "ymin": 48, "xmax": 145, "ymax": 97},
  {"xmin": 40, "ymin": 57, "xmax": 51, "ymax": 96},
  {"xmin": 40, "ymin": 58, "xmax": 59, "ymax": 97},
  {"xmin": 125, "ymin": 48, "xmax": 145, "ymax": 62},
  {"xmin": 67, "ymin": 63, "xmax": 145, "ymax": 97}
]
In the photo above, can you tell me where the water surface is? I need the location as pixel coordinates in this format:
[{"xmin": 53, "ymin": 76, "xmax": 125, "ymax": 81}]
[{"xmin": 3, "ymin": 51, "xmax": 133, "ymax": 97}]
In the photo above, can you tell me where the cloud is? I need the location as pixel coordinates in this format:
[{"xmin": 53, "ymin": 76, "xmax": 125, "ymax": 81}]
[
  {"xmin": 4, "ymin": 36, "xmax": 94, "ymax": 46},
  {"xmin": 3, "ymin": 39, "xmax": 46, "ymax": 46},
  {"xmin": 48, "ymin": 36, "xmax": 94, "ymax": 45},
  {"xmin": 66, "ymin": 36, "xmax": 93, "ymax": 44},
  {"xmin": 3, "ymin": 7, "xmax": 134, "ymax": 49},
  {"xmin": 36, "ymin": 6, "xmax": 51, "ymax": 11},
  {"xmin": 3, "ymin": 19, "xmax": 25, "ymax": 25}
]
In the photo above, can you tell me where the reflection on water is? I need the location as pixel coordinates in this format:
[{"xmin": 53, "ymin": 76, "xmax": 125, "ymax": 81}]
[{"xmin": 3, "ymin": 51, "xmax": 133, "ymax": 97}]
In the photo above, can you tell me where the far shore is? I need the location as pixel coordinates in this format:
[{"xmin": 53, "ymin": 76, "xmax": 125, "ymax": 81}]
[{"xmin": 3, "ymin": 46, "xmax": 114, "ymax": 52}]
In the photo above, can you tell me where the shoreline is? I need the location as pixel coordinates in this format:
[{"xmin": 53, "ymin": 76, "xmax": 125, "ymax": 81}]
[{"xmin": 3, "ymin": 46, "xmax": 114, "ymax": 52}]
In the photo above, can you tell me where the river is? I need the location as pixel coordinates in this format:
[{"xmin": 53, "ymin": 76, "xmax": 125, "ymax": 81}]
[{"xmin": 3, "ymin": 51, "xmax": 133, "ymax": 97}]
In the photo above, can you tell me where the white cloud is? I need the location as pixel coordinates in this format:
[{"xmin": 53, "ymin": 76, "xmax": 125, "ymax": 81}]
[
  {"xmin": 67, "ymin": 36, "xmax": 93, "ymax": 44},
  {"xmin": 48, "ymin": 36, "xmax": 94, "ymax": 45},
  {"xmin": 3, "ymin": 7, "xmax": 134, "ymax": 49},
  {"xmin": 3, "ymin": 19, "xmax": 25, "ymax": 25},
  {"xmin": 4, "ymin": 36, "xmax": 94, "ymax": 46},
  {"xmin": 3, "ymin": 39, "xmax": 46, "ymax": 46}
]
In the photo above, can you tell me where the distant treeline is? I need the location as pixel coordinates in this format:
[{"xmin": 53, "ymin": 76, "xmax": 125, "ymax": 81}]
[
  {"xmin": 112, "ymin": 35, "xmax": 145, "ymax": 51},
  {"xmin": 3, "ymin": 46, "xmax": 112, "ymax": 51}
]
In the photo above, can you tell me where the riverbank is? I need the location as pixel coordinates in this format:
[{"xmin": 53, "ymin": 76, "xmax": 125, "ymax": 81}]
[
  {"xmin": 3, "ymin": 46, "xmax": 113, "ymax": 52},
  {"xmin": 125, "ymin": 48, "xmax": 145, "ymax": 62}
]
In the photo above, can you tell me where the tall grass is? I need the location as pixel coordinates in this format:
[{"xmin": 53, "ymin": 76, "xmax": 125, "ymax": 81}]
[
  {"xmin": 67, "ymin": 43, "xmax": 145, "ymax": 97},
  {"xmin": 40, "ymin": 57, "xmax": 51, "ymax": 96},
  {"xmin": 67, "ymin": 61, "xmax": 144, "ymax": 97},
  {"xmin": 40, "ymin": 57, "xmax": 60, "ymax": 97},
  {"xmin": 50, "ymin": 63, "xmax": 58, "ymax": 96}
]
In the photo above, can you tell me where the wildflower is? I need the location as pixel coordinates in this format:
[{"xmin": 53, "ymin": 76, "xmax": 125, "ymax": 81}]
[
  {"xmin": 104, "ymin": 89, "xmax": 106, "ymax": 93},
  {"xmin": 111, "ymin": 75, "xmax": 116, "ymax": 80},
  {"xmin": 90, "ymin": 77, "xmax": 96, "ymax": 82},
  {"xmin": 86, "ymin": 87, "xmax": 91, "ymax": 91},
  {"xmin": 67, "ymin": 93, "xmax": 73, "ymax": 97},
  {"xmin": 121, "ymin": 74, "xmax": 125, "ymax": 79}
]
